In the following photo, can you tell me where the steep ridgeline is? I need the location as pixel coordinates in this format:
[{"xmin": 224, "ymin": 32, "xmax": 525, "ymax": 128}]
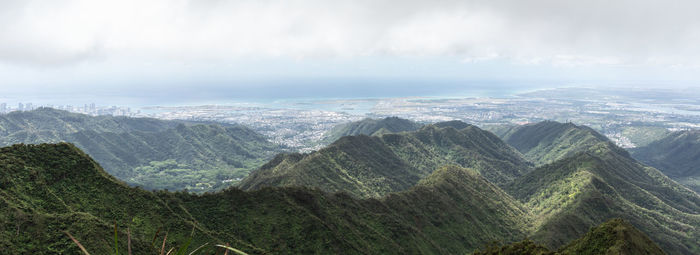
[
  {"xmin": 1, "ymin": 143, "xmax": 530, "ymax": 254},
  {"xmin": 320, "ymin": 117, "xmax": 423, "ymax": 144},
  {"xmin": 0, "ymin": 108, "xmax": 281, "ymax": 191},
  {"xmin": 495, "ymin": 121, "xmax": 610, "ymax": 166},
  {"xmin": 506, "ymin": 141, "xmax": 700, "ymax": 254},
  {"xmin": 240, "ymin": 121, "xmax": 531, "ymax": 198},
  {"xmin": 0, "ymin": 143, "xmax": 207, "ymax": 254},
  {"xmin": 472, "ymin": 218, "xmax": 666, "ymax": 255},
  {"xmin": 631, "ymin": 130, "xmax": 700, "ymax": 193}
]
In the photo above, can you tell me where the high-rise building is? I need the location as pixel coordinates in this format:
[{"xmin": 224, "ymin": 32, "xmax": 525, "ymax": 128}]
[
  {"xmin": 18, "ymin": 102, "xmax": 24, "ymax": 111},
  {"xmin": 26, "ymin": 103, "xmax": 33, "ymax": 111},
  {"xmin": 0, "ymin": 103, "xmax": 6, "ymax": 113}
]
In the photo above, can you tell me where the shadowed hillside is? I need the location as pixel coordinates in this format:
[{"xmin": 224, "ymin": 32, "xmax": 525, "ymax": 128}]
[
  {"xmin": 0, "ymin": 108, "xmax": 282, "ymax": 191},
  {"xmin": 473, "ymin": 218, "xmax": 665, "ymax": 255},
  {"xmin": 632, "ymin": 130, "xmax": 700, "ymax": 193}
]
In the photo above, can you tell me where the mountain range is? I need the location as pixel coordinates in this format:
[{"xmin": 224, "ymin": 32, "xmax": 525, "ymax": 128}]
[
  {"xmin": 0, "ymin": 142, "xmax": 677, "ymax": 254},
  {"xmin": 1, "ymin": 114, "xmax": 699, "ymax": 254},
  {"xmin": 0, "ymin": 108, "xmax": 282, "ymax": 191},
  {"xmin": 1, "ymin": 143, "xmax": 528, "ymax": 254},
  {"xmin": 241, "ymin": 119, "xmax": 700, "ymax": 254},
  {"xmin": 240, "ymin": 122, "xmax": 530, "ymax": 198}
]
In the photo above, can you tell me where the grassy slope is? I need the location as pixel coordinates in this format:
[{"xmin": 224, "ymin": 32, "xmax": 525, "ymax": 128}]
[
  {"xmin": 507, "ymin": 142, "xmax": 700, "ymax": 254},
  {"xmin": 497, "ymin": 121, "xmax": 610, "ymax": 166},
  {"xmin": 632, "ymin": 130, "xmax": 700, "ymax": 193},
  {"xmin": 472, "ymin": 218, "xmax": 665, "ymax": 255},
  {"xmin": 238, "ymin": 135, "xmax": 422, "ymax": 198},
  {"xmin": 559, "ymin": 218, "xmax": 666, "ymax": 255},
  {"xmin": 320, "ymin": 117, "xmax": 423, "ymax": 144},
  {"xmin": 0, "ymin": 108, "xmax": 281, "ymax": 191},
  {"xmin": 240, "ymin": 122, "xmax": 531, "ymax": 198},
  {"xmin": 0, "ymin": 143, "xmax": 209, "ymax": 254},
  {"xmin": 1, "ymin": 143, "xmax": 529, "ymax": 254},
  {"xmin": 382, "ymin": 124, "xmax": 531, "ymax": 185}
]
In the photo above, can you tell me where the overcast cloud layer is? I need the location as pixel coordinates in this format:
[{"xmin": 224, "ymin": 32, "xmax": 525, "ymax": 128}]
[{"xmin": 2, "ymin": 0, "xmax": 700, "ymax": 67}]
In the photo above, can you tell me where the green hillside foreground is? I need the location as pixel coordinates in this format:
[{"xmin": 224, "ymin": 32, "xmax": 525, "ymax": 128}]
[
  {"xmin": 320, "ymin": 116, "xmax": 423, "ymax": 145},
  {"xmin": 484, "ymin": 120, "xmax": 700, "ymax": 254},
  {"xmin": 506, "ymin": 141, "xmax": 700, "ymax": 254},
  {"xmin": 240, "ymin": 122, "xmax": 531, "ymax": 198},
  {"xmin": 473, "ymin": 218, "xmax": 666, "ymax": 255},
  {"xmin": 0, "ymin": 108, "xmax": 281, "ymax": 192},
  {"xmin": 493, "ymin": 121, "xmax": 610, "ymax": 166},
  {"xmin": 1, "ymin": 143, "xmax": 531, "ymax": 254},
  {"xmin": 632, "ymin": 130, "xmax": 700, "ymax": 193}
]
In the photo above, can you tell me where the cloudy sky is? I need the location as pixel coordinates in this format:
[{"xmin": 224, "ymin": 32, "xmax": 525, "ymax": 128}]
[{"xmin": 1, "ymin": 0, "xmax": 699, "ymax": 104}]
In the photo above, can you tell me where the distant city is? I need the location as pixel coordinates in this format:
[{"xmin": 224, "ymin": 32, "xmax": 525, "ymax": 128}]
[
  {"xmin": 4, "ymin": 87, "xmax": 700, "ymax": 152},
  {"xmin": 0, "ymin": 102, "xmax": 138, "ymax": 117}
]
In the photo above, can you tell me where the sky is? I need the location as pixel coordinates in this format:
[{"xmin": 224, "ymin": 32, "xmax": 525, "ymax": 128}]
[{"xmin": 1, "ymin": 0, "xmax": 700, "ymax": 104}]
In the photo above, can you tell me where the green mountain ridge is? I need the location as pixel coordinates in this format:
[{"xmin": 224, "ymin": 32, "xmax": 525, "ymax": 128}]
[
  {"xmin": 495, "ymin": 121, "xmax": 610, "ymax": 166},
  {"xmin": 473, "ymin": 218, "xmax": 666, "ymax": 255},
  {"xmin": 631, "ymin": 130, "xmax": 700, "ymax": 193},
  {"xmin": 559, "ymin": 218, "xmax": 666, "ymax": 255},
  {"xmin": 240, "ymin": 122, "xmax": 531, "ymax": 198},
  {"xmin": 507, "ymin": 141, "xmax": 700, "ymax": 254},
  {"xmin": 3, "ymin": 120, "xmax": 697, "ymax": 254},
  {"xmin": 0, "ymin": 108, "xmax": 282, "ymax": 191},
  {"xmin": 320, "ymin": 117, "xmax": 423, "ymax": 144},
  {"xmin": 487, "ymin": 120, "xmax": 698, "ymax": 254},
  {"xmin": 1, "ymin": 143, "xmax": 530, "ymax": 254}
]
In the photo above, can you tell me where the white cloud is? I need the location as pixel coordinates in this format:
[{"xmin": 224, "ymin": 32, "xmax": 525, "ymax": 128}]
[{"xmin": 1, "ymin": 0, "xmax": 700, "ymax": 67}]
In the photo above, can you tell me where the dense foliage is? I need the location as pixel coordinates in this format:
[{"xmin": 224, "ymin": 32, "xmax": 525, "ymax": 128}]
[
  {"xmin": 632, "ymin": 130, "xmax": 700, "ymax": 193},
  {"xmin": 1, "ymin": 144, "xmax": 530, "ymax": 254},
  {"xmin": 559, "ymin": 218, "xmax": 666, "ymax": 254},
  {"xmin": 2, "ymin": 119, "xmax": 697, "ymax": 254},
  {"xmin": 241, "ymin": 122, "xmax": 531, "ymax": 197},
  {"xmin": 473, "ymin": 218, "xmax": 665, "ymax": 255},
  {"xmin": 495, "ymin": 121, "xmax": 610, "ymax": 166},
  {"xmin": 506, "ymin": 141, "xmax": 700, "ymax": 254},
  {"xmin": 0, "ymin": 108, "xmax": 281, "ymax": 192}
]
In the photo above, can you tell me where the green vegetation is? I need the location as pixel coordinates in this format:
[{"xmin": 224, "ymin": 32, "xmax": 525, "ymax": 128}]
[
  {"xmin": 0, "ymin": 108, "xmax": 281, "ymax": 192},
  {"xmin": 506, "ymin": 141, "xmax": 700, "ymax": 254},
  {"xmin": 239, "ymin": 135, "xmax": 422, "ymax": 198},
  {"xmin": 473, "ymin": 218, "xmax": 665, "ymax": 255},
  {"xmin": 1, "ymin": 143, "xmax": 531, "ymax": 254},
  {"xmin": 632, "ymin": 130, "xmax": 700, "ymax": 193},
  {"xmin": 2, "ymin": 120, "xmax": 697, "ymax": 254},
  {"xmin": 320, "ymin": 117, "xmax": 422, "ymax": 144},
  {"xmin": 473, "ymin": 239, "xmax": 554, "ymax": 255},
  {"xmin": 495, "ymin": 121, "xmax": 610, "ymax": 166},
  {"xmin": 559, "ymin": 218, "xmax": 666, "ymax": 255},
  {"xmin": 241, "ymin": 121, "xmax": 531, "ymax": 198},
  {"xmin": 620, "ymin": 126, "xmax": 671, "ymax": 148}
]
